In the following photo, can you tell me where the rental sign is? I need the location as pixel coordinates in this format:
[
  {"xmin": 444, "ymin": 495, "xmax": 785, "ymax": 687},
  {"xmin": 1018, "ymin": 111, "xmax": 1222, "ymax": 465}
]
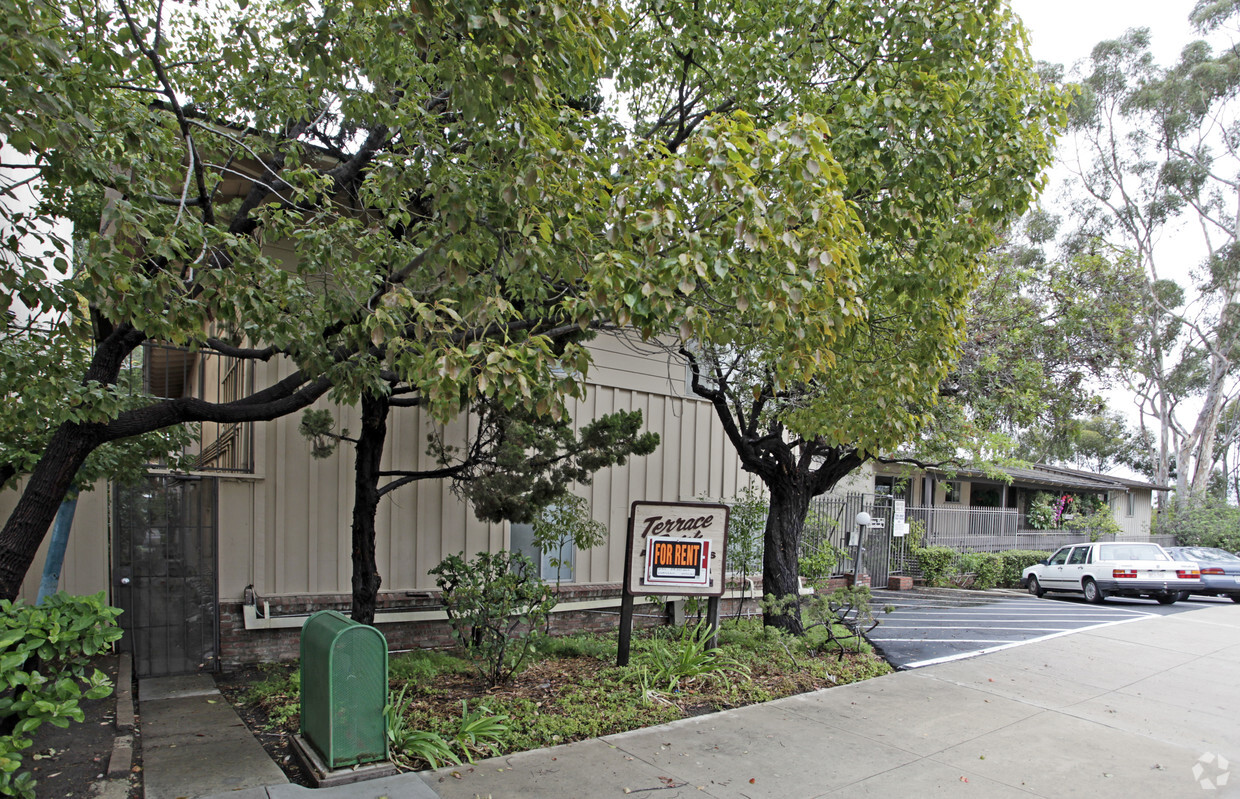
[{"xmin": 624, "ymin": 501, "xmax": 729, "ymax": 597}]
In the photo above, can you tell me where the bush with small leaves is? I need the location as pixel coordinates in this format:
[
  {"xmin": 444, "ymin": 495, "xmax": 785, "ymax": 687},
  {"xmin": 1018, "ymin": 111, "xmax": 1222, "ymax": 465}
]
[
  {"xmin": 998, "ymin": 550, "xmax": 1051, "ymax": 588},
  {"xmin": 913, "ymin": 546, "xmax": 957, "ymax": 586},
  {"xmin": 429, "ymin": 551, "xmax": 557, "ymax": 686}
]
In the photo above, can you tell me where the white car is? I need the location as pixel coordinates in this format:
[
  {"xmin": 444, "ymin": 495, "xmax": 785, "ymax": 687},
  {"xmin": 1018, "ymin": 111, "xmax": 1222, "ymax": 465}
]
[{"xmin": 1022, "ymin": 541, "xmax": 1203, "ymax": 605}]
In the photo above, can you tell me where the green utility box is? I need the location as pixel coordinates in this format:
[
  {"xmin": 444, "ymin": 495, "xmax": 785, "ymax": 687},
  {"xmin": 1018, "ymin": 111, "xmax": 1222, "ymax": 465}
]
[{"xmin": 299, "ymin": 610, "xmax": 389, "ymax": 768}]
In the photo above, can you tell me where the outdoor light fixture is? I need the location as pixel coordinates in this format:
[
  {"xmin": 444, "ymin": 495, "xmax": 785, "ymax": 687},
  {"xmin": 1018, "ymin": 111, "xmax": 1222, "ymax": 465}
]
[{"xmin": 852, "ymin": 511, "xmax": 872, "ymax": 575}]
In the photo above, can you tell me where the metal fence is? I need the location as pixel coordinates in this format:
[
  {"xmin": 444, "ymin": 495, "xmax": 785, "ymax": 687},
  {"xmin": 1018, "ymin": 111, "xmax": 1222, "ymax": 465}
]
[
  {"xmin": 803, "ymin": 493, "xmax": 900, "ymax": 585},
  {"xmin": 908, "ymin": 505, "xmax": 1173, "ymax": 553},
  {"xmin": 802, "ymin": 497, "xmax": 1175, "ymax": 585}
]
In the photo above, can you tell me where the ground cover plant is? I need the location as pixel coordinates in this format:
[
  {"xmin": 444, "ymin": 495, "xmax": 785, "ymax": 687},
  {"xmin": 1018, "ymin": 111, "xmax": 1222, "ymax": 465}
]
[{"xmin": 221, "ymin": 619, "xmax": 890, "ymax": 781}]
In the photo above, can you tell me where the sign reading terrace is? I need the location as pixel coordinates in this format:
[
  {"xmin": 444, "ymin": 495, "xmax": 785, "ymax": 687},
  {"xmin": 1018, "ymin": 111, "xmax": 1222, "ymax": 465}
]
[{"xmin": 624, "ymin": 501, "xmax": 729, "ymax": 597}]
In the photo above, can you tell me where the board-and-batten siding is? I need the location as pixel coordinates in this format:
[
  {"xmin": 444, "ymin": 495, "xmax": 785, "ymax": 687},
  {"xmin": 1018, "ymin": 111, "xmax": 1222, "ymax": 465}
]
[
  {"xmin": 8, "ymin": 480, "xmax": 110, "ymax": 603},
  {"xmin": 229, "ymin": 337, "xmax": 752, "ymax": 601}
]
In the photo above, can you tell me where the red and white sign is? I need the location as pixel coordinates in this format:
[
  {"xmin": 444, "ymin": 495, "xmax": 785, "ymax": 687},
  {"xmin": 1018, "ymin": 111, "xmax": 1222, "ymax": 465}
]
[{"xmin": 624, "ymin": 501, "xmax": 729, "ymax": 597}]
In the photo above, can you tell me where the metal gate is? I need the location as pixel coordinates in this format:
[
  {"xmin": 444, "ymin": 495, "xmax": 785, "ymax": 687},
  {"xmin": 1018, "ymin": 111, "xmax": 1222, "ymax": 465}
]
[
  {"xmin": 113, "ymin": 476, "xmax": 219, "ymax": 677},
  {"xmin": 804, "ymin": 493, "xmax": 900, "ymax": 585}
]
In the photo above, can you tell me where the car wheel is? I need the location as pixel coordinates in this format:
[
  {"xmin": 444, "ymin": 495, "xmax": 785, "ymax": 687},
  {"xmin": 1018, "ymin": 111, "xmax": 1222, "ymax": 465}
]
[
  {"xmin": 1231, "ymin": 595, "xmax": 1240, "ymax": 604},
  {"xmin": 1156, "ymin": 594, "xmax": 1177, "ymax": 605},
  {"xmin": 1175, "ymin": 591, "xmax": 1190, "ymax": 602},
  {"xmin": 1027, "ymin": 575, "xmax": 1045, "ymax": 598},
  {"xmin": 1083, "ymin": 578, "xmax": 1105, "ymax": 604}
]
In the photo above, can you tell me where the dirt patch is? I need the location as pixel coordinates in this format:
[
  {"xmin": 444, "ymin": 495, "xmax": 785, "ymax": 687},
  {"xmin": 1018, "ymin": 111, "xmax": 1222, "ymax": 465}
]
[
  {"xmin": 215, "ymin": 666, "xmax": 314, "ymax": 787},
  {"xmin": 23, "ymin": 655, "xmax": 140, "ymax": 799}
]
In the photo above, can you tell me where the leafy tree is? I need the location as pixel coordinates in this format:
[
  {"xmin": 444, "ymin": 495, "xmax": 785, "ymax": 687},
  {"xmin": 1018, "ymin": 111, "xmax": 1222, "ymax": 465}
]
[
  {"xmin": 1063, "ymin": 9, "xmax": 1240, "ymax": 504},
  {"xmin": 0, "ymin": 0, "xmax": 865, "ymax": 599},
  {"xmin": 528, "ymin": 493, "xmax": 607, "ymax": 588},
  {"xmin": 932, "ymin": 213, "xmax": 1143, "ymax": 467},
  {"xmin": 1019, "ymin": 411, "xmax": 1144, "ymax": 474},
  {"xmin": 721, "ymin": 485, "xmax": 766, "ymax": 618},
  {"xmin": 668, "ymin": 1, "xmax": 1067, "ymax": 633}
]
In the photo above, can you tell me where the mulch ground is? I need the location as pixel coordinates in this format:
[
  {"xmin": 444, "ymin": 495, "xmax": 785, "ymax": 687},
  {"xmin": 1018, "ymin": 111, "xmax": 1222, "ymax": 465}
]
[
  {"xmin": 24, "ymin": 655, "xmax": 141, "ymax": 799},
  {"xmin": 214, "ymin": 648, "xmax": 871, "ymax": 786}
]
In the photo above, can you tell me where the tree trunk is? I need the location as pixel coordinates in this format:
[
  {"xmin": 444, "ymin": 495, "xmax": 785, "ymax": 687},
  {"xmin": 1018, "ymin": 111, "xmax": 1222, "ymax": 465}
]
[
  {"xmin": 350, "ymin": 391, "xmax": 389, "ymax": 624},
  {"xmin": 761, "ymin": 480, "xmax": 813, "ymax": 636},
  {"xmin": 0, "ymin": 324, "xmax": 145, "ymax": 600},
  {"xmin": 0, "ymin": 425, "xmax": 103, "ymax": 600}
]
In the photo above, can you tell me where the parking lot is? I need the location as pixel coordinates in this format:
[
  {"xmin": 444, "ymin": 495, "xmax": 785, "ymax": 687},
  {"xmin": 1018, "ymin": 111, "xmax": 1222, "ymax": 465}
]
[{"xmin": 865, "ymin": 587, "xmax": 1234, "ymax": 669}]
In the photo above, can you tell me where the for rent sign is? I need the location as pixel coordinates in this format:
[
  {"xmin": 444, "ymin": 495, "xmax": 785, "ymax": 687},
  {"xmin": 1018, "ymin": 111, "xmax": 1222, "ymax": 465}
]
[{"xmin": 624, "ymin": 501, "xmax": 729, "ymax": 597}]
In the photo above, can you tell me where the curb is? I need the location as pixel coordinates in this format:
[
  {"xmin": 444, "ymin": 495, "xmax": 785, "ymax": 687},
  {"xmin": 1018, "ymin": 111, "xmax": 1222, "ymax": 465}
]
[{"xmin": 107, "ymin": 652, "xmax": 136, "ymax": 779}]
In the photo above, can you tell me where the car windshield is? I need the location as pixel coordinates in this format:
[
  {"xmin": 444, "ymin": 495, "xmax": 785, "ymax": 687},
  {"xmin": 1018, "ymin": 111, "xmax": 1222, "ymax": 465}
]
[
  {"xmin": 1097, "ymin": 543, "xmax": 1169, "ymax": 561},
  {"xmin": 1171, "ymin": 547, "xmax": 1240, "ymax": 562}
]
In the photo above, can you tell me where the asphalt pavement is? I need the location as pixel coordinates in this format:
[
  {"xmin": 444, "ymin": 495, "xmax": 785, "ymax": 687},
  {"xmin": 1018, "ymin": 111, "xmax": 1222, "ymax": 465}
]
[{"xmin": 866, "ymin": 586, "xmax": 1230, "ymax": 668}]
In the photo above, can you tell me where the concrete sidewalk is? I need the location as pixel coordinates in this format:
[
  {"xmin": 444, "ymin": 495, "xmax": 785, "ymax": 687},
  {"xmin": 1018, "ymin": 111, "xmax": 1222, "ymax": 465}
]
[
  {"xmin": 140, "ymin": 674, "xmax": 289, "ymax": 799},
  {"xmin": 420, "ymin": 604, "xmax": 1240, "ymax": 798},
  {"xmin": 169, "ymin": 603, "xmax": 1240, "ymax": 799}
]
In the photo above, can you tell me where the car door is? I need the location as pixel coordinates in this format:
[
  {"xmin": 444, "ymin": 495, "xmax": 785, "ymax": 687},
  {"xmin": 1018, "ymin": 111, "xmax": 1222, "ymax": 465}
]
[
  {"xmin": 1041, "ymin": 546, "xmax": 1072, "ymax": 589},
  {"xmin": 1063, "ymin": 545, "xmax": 1090, "ymax": 591}
]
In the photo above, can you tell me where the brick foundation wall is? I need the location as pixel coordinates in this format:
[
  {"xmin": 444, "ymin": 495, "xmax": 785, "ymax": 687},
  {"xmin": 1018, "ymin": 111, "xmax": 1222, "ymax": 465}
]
[{"xmin": 218, "ymin": 582, "xmax": 764, "ymax": 670}]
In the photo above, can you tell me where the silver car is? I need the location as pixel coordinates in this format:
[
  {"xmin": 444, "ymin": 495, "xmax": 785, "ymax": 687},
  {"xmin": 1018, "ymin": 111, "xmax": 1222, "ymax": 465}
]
[{"xmin": 1165, "ymin": 546, "xmax": 1240, "ymax": 603}]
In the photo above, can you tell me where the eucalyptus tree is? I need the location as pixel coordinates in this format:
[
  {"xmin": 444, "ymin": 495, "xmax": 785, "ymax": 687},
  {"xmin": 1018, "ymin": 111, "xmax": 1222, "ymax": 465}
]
[
  {"xmin": 1065, "ymin": 4, "xmax": 1240, "ymax": 503},
  {"xmin": 0, "ymin": 0, "xmax": 867, "ymax": 599}
]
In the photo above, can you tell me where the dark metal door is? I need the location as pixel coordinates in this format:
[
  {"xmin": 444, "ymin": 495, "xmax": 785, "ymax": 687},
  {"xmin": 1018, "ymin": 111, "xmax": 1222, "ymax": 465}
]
[{"xmin": 113, "ymin": 476, "xmax": 219, "ymax": 677}]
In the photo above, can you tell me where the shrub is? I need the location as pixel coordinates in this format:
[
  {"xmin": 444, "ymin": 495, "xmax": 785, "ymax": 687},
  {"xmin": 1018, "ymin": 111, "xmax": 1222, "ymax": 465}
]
[
  {"xmin": 955, "ymin": 552, "xmax": 1002, "ymax": 590},
  {"xmin": 0, "ymin": 592, "xmax": 122, "ymax": 799},
  {"xmin": 764, "ymin": 586, "xmax": 890, "ymax": 658},
  {"xmin": 385, "ymin": 685, "xmax": 459, "ymax": 770},
  {"xmin": 634, "ymin": 620, "xmax": 748, "ymax": 695},
  {"xmin": 914, "ymin": 546, "xmax": 957, "ymax": 586},
  {"xmin": 1065, "ymin": 510, "xmax": 1122, "ymax": 541},
  {"xmin": 723, "ymin": 486, "xmax": 767, "ymax": 615},
  {"xmin": 529, "ymin": 495, "xmax": 606, "ymax": 587},
  {"xmin": 798, "ymin": 545, "xmax": 842, "ymax": 586},
  {"xmin": 1025, "ymin": 492, "xmax": 1058, "ymax": 530},
  {"xmin": 1155, "ymin": 500, "xmax": 1240, "ymax": 550},
  {"xmin": 429, "ymin": 551, "xmax": 557, "ymax": 686},
  {"xmin": 998, "ymin": 550, "xmax": 1050, "ymax": 588}
]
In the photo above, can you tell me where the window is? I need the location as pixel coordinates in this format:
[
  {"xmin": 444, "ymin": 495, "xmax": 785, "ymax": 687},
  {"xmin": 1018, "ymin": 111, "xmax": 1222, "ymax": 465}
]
[
  {"xmin": 875, "ymin": 475, "xmax": 910, "ymax": 502},
  {"xmin": 510, "ymin": 520, "xmax": 575, "ymax": 582},
  {"xmin": 1125, "ymin": 492, "xmax": 1135, "ymax": 517},
  {"xmin": 1067, "ymin": 546, "xmax": 1088, "ymax": 565},
  {"xmin": 1048, "ymin": 547, "xmax": 1070, "ymax": 566},
  {"xmin": 943, "ymin": 480, "xmax": 963, "ymax": 504},
  {"xmin": 970, "ymin": 484, "xmax": 1002, "ymax": 508}
]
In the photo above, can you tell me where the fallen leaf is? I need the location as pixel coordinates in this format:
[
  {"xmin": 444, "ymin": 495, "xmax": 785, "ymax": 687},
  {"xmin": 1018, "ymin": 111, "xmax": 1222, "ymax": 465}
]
[
  {"xmin": 749, "ymin": 778, "xmax": 756, "ymax": 784},
  {"xmin": 960, "ymin": 777, "xmax": 968, "ymax": 783}
]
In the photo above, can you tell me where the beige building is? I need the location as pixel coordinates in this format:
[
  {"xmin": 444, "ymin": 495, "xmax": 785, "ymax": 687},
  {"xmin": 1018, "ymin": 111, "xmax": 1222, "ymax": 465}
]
[
  {"xmin": 7, "ymin": 333, "xmax": 760, "ymax": 675},
  {"xmin": 5, "ymin": 332, "xmax": 1166, "ymax": 675}
]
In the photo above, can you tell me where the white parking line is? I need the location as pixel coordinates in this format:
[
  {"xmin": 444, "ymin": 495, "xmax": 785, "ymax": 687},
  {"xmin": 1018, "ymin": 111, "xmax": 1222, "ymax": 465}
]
[
  {"xmin": 875, "ymin": 625, "xmax": 1093, "ymax": 631},
  {"xmin": 898, "ymin": 614, "xmax": 1156, "ymax": 669},
  {"xmin": 878, "ymin": 611, "xmax": 1147, "ymax": 617},
  {"xmin": 869, "ymin": 638, "xmax": 1018, "ymax": 643}
]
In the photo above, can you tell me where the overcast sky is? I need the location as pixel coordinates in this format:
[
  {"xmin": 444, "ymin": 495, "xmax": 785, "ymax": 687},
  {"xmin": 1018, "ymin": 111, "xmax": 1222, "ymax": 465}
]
[{"xmin": 1010, "ymin": 0, "xmax": 1199, "ymax": 70}]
